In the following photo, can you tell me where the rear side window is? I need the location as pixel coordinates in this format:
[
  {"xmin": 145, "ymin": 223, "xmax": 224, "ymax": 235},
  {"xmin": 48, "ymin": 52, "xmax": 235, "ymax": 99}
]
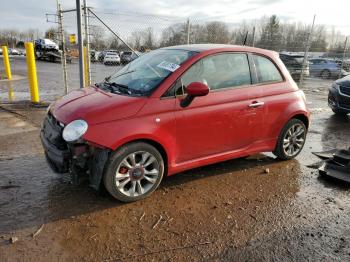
[
  {"xmin": 253, "ymin": 55, "xmax": 283, "ymax": 83},
  {"xmin": 181, "ymin": 53, "xmax": 252, "ymax": 91}
]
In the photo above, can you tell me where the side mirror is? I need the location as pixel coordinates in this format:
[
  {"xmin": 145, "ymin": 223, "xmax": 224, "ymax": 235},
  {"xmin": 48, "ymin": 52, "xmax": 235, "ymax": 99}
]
[{"xmin": 181, "ymin": 82, "xmax": 209, "ymax": 107}]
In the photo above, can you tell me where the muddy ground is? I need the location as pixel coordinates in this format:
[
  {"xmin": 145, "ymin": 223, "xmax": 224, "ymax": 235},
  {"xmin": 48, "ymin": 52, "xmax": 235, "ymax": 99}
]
[{"xmin": 0, "ymin": 60, "xmax": 350, "ymax": 261}]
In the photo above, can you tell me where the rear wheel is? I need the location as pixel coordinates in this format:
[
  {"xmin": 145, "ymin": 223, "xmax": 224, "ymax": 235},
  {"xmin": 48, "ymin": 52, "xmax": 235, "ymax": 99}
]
[
  {"xmin": 274, "ymin": 119, "xmax": 307, "ymax": 160},
  {"xmin": 103, "ymin": 142, "xmax": 164, "ymax": 202}
]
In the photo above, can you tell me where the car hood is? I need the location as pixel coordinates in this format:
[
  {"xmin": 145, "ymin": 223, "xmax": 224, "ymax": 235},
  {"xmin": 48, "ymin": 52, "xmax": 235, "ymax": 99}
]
[
  {"xmin": 336, "ymin": 75, "xmax": 350, "ymax": 87},
  {"xmin": 51, "ymin": 86, "xmax": 147, "ymax": 125}
]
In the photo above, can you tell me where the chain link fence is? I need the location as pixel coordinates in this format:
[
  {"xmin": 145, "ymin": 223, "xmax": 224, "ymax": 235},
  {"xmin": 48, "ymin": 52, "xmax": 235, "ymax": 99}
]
[
  {"xmin": 82, "ymin": 9, "xmax": 350, "ymax": 88},
  {"xmin": 1, "ymin": 4, "xmax": 350, "ymax": 102}
]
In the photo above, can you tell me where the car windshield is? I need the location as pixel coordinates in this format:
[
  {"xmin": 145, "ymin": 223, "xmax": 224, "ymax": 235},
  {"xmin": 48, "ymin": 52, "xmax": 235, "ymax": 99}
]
[{"xmin": 102, "ymin": 49, "xmax": 197, "ymax": 96}]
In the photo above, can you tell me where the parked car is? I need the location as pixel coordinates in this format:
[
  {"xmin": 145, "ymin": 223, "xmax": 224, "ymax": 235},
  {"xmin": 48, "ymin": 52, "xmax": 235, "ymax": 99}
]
[
  {"xmin": 279, "ymin": 53, "xmax": 309, "ymax": 81},
  {"xmin": 121, "ymin": 51, "xmax": 140, "ymax": 64},
  {"xmin": 103, "ymin": 52, "xmax": 121, "ymax": 65},
  {"xmin": 308, "ymin": 58, "xmax": 343, "ymax": 79},
  {"xmin": 34, "ymin": 38, "xmax": 59, "ymax": 51},
  {"xmin": 97, "ymin": 50, "xmax": 106, "ymax": 62},
  {"xmin": 334, "ymin": 59, "xmax": 350, "ymax": 72},
  {"xmin": 328, "ymin": 75, "xmax": 350, "ymax": 115},
  {"xmin": 9, "ymin": 48, "xmax": 20, "ymax": 55},
  {"xmin": 41, "ymin": 44, "xmax": 310, "ymax": 202},
  {"xmin": 90, "ymin": 50, "xmax": 97, "ymax": 62},
  {"xmin": 98, "ymin": 50, "xmax": 118, "ymax": 62}
]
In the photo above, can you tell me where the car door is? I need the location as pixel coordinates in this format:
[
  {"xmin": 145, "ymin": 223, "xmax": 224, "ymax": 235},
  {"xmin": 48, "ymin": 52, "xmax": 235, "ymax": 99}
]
[
  {"xmin": 309, "ymin": 59, "xmax": 323, "ymax": 76},
  {"xmin": 251, "ymin": 54, "xmax": 291, "ymax": 141},
  {"xmin": 174, "ymin": 52, "xmax": 264, "ymax": 163}
]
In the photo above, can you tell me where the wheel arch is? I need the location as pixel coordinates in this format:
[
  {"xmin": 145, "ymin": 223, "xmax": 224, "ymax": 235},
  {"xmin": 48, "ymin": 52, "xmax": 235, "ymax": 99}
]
[
  {"xmin": 115, "ymin": 138, "xmax": 169, "ymax": 175},
  {"xmin": 291, "ymin": 113, "xmax": 310, "ymax": 129}
]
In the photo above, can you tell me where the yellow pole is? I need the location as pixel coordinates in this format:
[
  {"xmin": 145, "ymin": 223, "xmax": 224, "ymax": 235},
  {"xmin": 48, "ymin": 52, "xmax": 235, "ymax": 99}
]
[
  {"xmin": 25, "ymin": 42, "xmax": 40, "ymax": 103},
  {"xmin": 8, "ymin": 82, "xmax": 15, "ymax": 101},
  {"xmin": 83, "ymin": 46, "xmax": 90, "ymax": 87},
  {"xmin": 2, "ymin": 46, "xmax": 12, "ymax": 80}
]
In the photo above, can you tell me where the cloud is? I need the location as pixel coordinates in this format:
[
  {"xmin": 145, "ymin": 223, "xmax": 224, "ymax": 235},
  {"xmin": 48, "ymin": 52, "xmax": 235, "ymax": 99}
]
[{"xmin": 0, "ymin": 0, "xmax": 349, "ymax": 35}]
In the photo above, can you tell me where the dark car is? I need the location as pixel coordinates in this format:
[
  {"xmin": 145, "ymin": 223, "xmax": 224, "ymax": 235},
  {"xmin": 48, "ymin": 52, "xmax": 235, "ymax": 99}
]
[
  {"xmin": 98, "ymin": 50, "xmax": 107, "ymax": 62},
  {"xmin": 121, "ymin": 51, "xmax": 139, "ymax": 64},
  {"xmin": 328, "ymin": 75, "xmax": 350, "ymax": 115},
  {"xmin": 279, "ymin": 54, "xmax": 309, "ymax": 81}
]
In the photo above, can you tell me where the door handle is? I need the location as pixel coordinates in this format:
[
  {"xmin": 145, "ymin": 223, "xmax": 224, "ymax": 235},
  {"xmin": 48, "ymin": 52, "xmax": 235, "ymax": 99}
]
[{"xmin": 248, "ymin": 101, "xmax": 265, "ymax": 108}]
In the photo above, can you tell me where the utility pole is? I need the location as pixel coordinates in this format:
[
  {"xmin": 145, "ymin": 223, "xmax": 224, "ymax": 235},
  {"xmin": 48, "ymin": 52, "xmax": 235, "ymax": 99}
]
[
  {"xmin": 83, "ymin": 0, "xmax": 91, "ymax": 86},
  {"xmin": 186, "ymin": 18, "xmax": 190, "ymax": 45},
  {"xmin": 300, "ymin": 15, "xmax": 316, "ymax": 87},
  {"xmin": 252, "ymin": 26, "xmax": 256, "ymax": 47},
  {"xmin": 243, "ymin": 31, "xmax": 248, "ymax": 45},
  {"xmin": 57, "ymin": 1, "xmax": 68, "ymax": 94},
  {"xmin": 76, "ymin": 0, "xmax": 85, "ymax": 88},
  {"xmin": 339, "ymin": 36, "xmax": 348, "ymax": 78}
]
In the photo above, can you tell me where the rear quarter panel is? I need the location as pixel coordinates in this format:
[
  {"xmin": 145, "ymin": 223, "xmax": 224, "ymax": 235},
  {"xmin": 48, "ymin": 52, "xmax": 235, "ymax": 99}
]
[
  {"xmin": 261, "ymin": 89, "xmax": 309, "ymax": 141},
  {"xmin": 258, "ymin": 53, "xmax": 309, "ymax": 148}
]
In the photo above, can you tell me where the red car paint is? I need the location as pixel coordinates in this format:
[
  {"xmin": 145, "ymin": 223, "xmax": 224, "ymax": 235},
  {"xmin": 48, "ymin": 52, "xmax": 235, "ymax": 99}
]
[{"xmin": 51, "ymin": 45, "xmax": 310, "ymax": 176}]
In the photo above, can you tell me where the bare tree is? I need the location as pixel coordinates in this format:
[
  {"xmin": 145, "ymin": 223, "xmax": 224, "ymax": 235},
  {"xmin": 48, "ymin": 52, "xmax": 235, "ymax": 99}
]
[
  {"xmin": 128, "ymin": 30, "xmax": 142, "ymax": 50},
  {"xmin": 108, "ymin": 35, "xmax": 119, "ymax": 49},
  {"xmin": 89, "ymin": 26, "xmax": 106, "ymax": 50},
  {"xmin": 160, "ymin": 23, "xmax": 187, "ymax": 47},
  {"xmin": 205, "ymin": 21, "xmax": 230, "ymax": 44},
  {"xmin": 142, "ymin": 27, "xmax": 155, "ymax": 49},
  {"xmin": 45, "ymin": 27, "xmax": 58, "ymax": 41}
]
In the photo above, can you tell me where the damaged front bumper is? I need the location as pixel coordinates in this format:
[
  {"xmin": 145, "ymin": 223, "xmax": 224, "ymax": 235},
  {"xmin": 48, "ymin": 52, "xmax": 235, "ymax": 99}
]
[
  {"xmin": 40, "ymin": 113, "xmax": 109, "ymax": 190},
  {"xmin": 328, "ymin": 86, "xmax": 350, "ymax": 113},
  {"xmin": 313, "ymin": 148, "xmax": 350, "ymax": 183}
]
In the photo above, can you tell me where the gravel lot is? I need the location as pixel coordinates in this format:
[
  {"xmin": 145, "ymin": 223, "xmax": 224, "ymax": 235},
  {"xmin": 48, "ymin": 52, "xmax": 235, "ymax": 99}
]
[{"xmin": 0, "ymin": 58, "xmax": 349, "ymax": 261}]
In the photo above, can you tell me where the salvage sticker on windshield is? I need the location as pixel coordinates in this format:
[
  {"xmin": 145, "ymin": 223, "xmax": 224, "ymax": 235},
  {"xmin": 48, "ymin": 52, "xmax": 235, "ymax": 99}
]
[{"xmin": 157, "ymin": 61, "xmax": 180, "ymax": 72}]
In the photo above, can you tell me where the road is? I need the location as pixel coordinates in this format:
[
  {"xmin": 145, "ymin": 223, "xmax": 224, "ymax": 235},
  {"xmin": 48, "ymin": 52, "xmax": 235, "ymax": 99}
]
[{"xmin": 0, "ymin": 59, "xmax": 349, "ymax": 261}]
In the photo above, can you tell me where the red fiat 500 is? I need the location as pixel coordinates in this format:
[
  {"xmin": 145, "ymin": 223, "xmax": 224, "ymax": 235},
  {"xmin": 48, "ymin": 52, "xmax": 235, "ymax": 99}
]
[{"xmin": 41, "ymin": 44, "xmax": 310, "ymax": 202}]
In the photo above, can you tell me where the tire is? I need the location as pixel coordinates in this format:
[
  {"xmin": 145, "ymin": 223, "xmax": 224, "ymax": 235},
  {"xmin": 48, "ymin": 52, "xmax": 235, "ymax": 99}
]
[
  {"xmin": 321, "ymin": 69, "xmax": 331, "ymax": 79},
  {"xmin": 103, "ymin": 142, "xmax": 164, "ymax": 202},
  {"xmin": 332, "ymin": 108, "xmax": 348, "ymax": 116},
  {"xmin": 273, "ymin": 119, "xmax": 307, "ymax": 160}
]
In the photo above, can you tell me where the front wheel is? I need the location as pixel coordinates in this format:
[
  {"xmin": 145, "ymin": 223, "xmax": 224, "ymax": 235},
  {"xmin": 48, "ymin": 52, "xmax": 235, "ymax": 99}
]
[
  {"xmin": 321, "ymin": 70, "xmax": 331, "ymax": 79},
  {"xmin": 103, "ymin": 142, "xmax": 164, "ymax": 202},
  {"xmin": 273, "ymin": 119, "xmax": 307, "ymax": 160}
]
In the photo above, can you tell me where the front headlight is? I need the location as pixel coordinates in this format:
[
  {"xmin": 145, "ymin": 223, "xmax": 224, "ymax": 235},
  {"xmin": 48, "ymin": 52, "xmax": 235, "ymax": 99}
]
[
  {"xmin": 332, "ymin": 82, "xmax": 340, "ymax": 91},
  {"xmin": 46, "ymin": 103, "xmax": 52, "ymax": 114},
  {"xmin": 62, "ymin": 119, "xmax": 88, "ymax": 142}
]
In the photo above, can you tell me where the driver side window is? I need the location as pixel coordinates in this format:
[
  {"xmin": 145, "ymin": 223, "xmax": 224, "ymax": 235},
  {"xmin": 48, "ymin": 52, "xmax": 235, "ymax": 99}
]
[{"xmin": 177, "ymin": 53, "xmax": 252, "ymax": 95}]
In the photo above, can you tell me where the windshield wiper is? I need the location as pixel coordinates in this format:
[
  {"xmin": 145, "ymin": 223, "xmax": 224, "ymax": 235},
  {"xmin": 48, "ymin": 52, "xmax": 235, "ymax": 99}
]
[
  {"xmin": 103, "ymin": 82, "xmax": 136, "ymax": 95},
  {"xmin": 110, "ymin": 70, "xmax": 136, "ymax": 80}
]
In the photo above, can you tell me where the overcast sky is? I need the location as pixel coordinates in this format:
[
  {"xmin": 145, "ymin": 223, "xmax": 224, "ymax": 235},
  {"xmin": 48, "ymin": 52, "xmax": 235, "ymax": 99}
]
[{"xmin": 1, "ymin": 0, "xmax": 350, "ymax": 34}]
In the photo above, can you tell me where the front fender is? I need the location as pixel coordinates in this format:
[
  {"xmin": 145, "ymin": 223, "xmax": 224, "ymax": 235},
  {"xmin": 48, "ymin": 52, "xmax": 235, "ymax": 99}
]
[{"xmin": 83, "ymin": 113, "xmax": 176, "ymax": 169}]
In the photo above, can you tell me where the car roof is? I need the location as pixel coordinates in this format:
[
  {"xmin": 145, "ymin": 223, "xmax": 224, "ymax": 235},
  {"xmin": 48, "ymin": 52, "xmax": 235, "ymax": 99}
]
[
  {"xmin": 310, "ymin": 58, "xmax": 333, "ymax": 61},
  {"xmin": 161, "ymin": 44, "xmax": 276, "ymax": 56},
  {"xmin": 280, "ymin": 54, "xmax": 304, "ymax": 58}
]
